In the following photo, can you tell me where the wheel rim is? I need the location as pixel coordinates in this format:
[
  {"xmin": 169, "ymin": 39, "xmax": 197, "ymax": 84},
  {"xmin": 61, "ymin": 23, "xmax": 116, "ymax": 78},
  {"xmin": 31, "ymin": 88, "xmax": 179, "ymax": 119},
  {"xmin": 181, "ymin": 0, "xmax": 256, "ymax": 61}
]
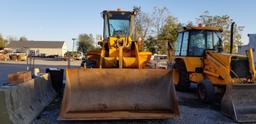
[{"xmin": 198, "ymin": 85, "xmax": 206, "ymax": 100}]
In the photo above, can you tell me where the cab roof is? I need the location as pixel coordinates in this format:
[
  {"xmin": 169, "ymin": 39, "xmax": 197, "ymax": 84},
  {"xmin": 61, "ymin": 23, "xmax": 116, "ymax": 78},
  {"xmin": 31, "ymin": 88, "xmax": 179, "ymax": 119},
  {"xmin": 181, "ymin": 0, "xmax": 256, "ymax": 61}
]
[
  {"xmin": 101, "ymin": 9, "xmax": 136, "ymax": 19},
  {"xmin": 102, "ymin": 9, "xmax": 135, "ymax": 15},
  {"xmin": 180, "ymin": 26, "xmax": 223, "ymax": 32}
]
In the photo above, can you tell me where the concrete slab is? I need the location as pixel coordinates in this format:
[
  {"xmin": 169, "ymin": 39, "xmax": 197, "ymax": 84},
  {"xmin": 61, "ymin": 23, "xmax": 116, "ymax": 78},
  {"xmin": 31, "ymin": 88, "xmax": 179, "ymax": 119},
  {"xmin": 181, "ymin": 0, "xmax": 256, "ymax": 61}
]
[
  {"xmin": 7, "ymin": 71, "xmax": 32, "ymax": 84},
  {"xmin": 0, "ymin": 73, "xmax": 56, "ymax": 124}
]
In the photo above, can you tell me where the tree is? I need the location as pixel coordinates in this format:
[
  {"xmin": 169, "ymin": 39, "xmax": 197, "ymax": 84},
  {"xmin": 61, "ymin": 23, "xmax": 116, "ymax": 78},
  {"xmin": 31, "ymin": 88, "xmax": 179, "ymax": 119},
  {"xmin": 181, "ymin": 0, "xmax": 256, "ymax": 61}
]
[
  {"xmin": 77, "ymin": 33, "xmax": 95, "ymax": 53},
  {"xmin": 134, "ymin": 6, "xmax": 153, "ymax": 40},
  {"xmin": 0, "ymin": 34, "xmax": 7, "ymax": 50},
  {"xmin": 19, "ymin": 36, "xmax": 28, "ymax": 42},
  {"xmin": 144, "ymin": 36, "xmax": 158, "ymax": 54},
  {"xmin": 186, "ymin": 21, "xmax": 194, "ymax": 28},
  {"xmin": 196, "ymin": 11, "xmax": 244, "ymax": 53},
  {"xmin": 157, "ymin": 16, "xmax": 182, "ymax": 54},
  {"xmin": 7, "ymin": 36, "xmax": 18, "ymax": 42},
  {"xmin": 134, "ymin": 6, "xmax": 173, "ymax": 53},
  {"xmin": 142, "ymin": 16, "xmax": 182, "ymax": 54},
  {"xmin": 151, "ymin": 6, "xmax": 169, "ymax": 36},
  {"xmin": 134, "ymin": 6, "xmax": 170, "ymax": 40}
]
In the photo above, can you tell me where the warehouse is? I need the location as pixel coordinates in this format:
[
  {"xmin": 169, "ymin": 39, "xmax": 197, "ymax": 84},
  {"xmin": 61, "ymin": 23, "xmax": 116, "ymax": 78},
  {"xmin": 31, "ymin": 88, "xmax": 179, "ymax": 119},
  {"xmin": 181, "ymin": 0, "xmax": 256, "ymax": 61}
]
[
  {"xmin": 238, "ymin": 34, "xmax": 256, "ymax": 62},
  {"xmin": 6, "ymin": 41, "xmax": 67, "ymax": 57}
]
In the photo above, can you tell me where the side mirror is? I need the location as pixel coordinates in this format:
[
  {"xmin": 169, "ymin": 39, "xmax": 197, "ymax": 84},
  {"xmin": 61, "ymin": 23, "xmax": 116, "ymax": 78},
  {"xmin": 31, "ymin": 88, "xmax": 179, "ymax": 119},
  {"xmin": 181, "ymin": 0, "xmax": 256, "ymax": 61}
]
[
  {"xmin": 168, "ymin": 41, "xmax": 174, "ymax": 50},
  {"xmin": 96, "ymin": 35, "xmax": 103, "ymax": 47},
  {"xmin": 96, "ymin": 35, "xmax": 103, "ymax": 42},
  {"xmin": 137, "ymin": 37, "xmax": 143, "ymax": 50},
  {"xmin": 137, "ymin": 37, "xmax": 142, "ymax": 42},
  {"xmin": 98, "ymin": 41, "xmax": 103, "ymax": 47}
]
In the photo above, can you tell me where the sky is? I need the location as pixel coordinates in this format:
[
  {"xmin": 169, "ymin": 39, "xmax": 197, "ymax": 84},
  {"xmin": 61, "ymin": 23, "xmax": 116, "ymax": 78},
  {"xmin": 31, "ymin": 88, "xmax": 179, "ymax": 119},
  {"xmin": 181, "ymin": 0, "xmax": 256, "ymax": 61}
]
[{"xmin": 0, "ymin": 0, "xmax": 255, "ymax": 50}]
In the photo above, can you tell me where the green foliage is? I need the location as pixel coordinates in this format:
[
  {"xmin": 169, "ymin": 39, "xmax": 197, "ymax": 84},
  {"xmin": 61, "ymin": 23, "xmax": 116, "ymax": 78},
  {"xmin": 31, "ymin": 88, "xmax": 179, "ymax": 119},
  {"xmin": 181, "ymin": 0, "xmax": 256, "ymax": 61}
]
[
  {"xmin": 77, "ymin": 33, "xmax": 95, "ymax": 53},
  {"xmin": 151, "ymin": 6, "xmax": 169, "ymax": 36},
  {"xmin": 144, "ymin": 36, "xmax": 158, "ymax": 53},
  {"xmin": 19, "ymin": 36, "xmax": 28, "ymax": 42},
  {"xmin": 157, "ymin": 16, "xmax": 182, "ymax": 53},
  {"xmin": 134, "ymin": 6, "xmax": 181, "ymax": 54},
  {"xmin": 65, "ymin": 51, "xmax": 80, "ymax": 57},
  {"xmin": 6, "ymin": 36, "xmax": 17, "ymax": 42},
  {"xmin": 134, "ymin": 6, "xmax": 153, "ymax": 40},
  {"xmin": 0, "ymin": 34, "xmax": 7, "ymax": 50},
  {"xmin": 133, "ymin": 6, "xmax": 167, "ymax": 54},
  {"xmin": 144, "ymin": 16, "xmax": 181, "ymax": 54},
  {"xmin": 196, "ymin": 11, "xmax": 244, "ymax": 53},
  {"xmin": 134, "ymin": 6, "xmax": 169, "ymax": 40}
]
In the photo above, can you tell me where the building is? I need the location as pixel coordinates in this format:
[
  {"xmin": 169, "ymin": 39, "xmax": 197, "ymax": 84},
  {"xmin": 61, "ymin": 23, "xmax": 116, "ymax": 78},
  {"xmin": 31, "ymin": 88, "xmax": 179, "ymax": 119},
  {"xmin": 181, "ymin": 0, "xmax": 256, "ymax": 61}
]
[
  {"xmin": 6, "ymin": 41, "xmax": 67, "ymax": 57},
  {"xmin": 238, "ymin": 34, "xmax": 256, "ymax": 62}
]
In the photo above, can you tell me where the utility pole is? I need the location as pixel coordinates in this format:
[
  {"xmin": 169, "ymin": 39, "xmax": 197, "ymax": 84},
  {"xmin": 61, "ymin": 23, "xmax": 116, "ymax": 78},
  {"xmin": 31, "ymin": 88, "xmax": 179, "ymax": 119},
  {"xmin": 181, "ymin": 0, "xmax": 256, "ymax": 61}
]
[{"xmin": 72, "ymin": 38, "xmax": 76, "ymax": 52}]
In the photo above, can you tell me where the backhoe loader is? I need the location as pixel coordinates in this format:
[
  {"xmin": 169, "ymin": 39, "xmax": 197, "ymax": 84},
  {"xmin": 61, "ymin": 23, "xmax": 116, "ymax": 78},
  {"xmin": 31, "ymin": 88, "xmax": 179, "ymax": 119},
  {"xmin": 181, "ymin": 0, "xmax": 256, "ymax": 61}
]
[
  {"xmin": 59, "ymin": 9, "xmax": 179, "ymax": 120},
  {"xmin": 170, "ymin": 22, "xmax": 256, "ymax": 122}
]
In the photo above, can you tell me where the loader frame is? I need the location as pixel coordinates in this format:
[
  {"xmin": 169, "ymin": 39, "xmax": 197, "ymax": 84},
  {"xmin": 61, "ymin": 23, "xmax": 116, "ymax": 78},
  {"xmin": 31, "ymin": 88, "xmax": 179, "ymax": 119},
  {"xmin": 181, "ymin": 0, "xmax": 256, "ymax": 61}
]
[
  {"xmin": 170, "ymin": 23, "xmax": 256, "ymax": 122},
  {"xmin": 59, "ymin": 9, "xmax": 180, "ymax": 120}
]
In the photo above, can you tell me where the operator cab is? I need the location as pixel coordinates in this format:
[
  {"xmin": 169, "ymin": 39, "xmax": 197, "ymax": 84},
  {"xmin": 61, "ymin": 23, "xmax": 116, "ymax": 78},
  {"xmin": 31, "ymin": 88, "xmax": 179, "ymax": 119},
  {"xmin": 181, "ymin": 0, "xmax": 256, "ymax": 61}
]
[
  {"xmin": 175, "ymin": 26, "xmax": 223, "ymax": 56},
  {"xmin": 102, "ymin": 10, "xmax": 136, "ymax": 39}
]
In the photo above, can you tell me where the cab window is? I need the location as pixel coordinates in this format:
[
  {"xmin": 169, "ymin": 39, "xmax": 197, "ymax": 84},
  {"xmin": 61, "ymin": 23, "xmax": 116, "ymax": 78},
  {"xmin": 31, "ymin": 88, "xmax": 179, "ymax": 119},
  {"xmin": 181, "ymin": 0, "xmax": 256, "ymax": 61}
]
[
  {"xmin": 207, "ymin": 31, "xmax": 214, "ymax": 49},
  {"xmin": 175, "ymin": 33, "xmax": 183, "ymax": 55},
  {"xmin": 181, "ymin": 32, "xmax": 189, "ymax": 56},
  {"xmin": 213, "ymin": 32, "xmax": 222, "ymax": 49},
  {"xmin": 188, "ymin": 30, "xmax": 206, "ymax": 56},
  {"xmin": 105, "ymin": 12, "xmax": 131, "ymax": 37},
  {"xmin": 109, "ymin": 19, "xmax": 130, "ymax": 37}
]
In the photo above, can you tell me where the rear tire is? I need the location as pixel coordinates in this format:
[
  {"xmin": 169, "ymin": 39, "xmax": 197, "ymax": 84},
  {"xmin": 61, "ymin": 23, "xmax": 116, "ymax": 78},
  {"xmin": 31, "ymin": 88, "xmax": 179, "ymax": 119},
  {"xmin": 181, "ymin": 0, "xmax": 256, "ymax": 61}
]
[
  {"xmin": 175, "ymin": 61, "xmax": 190, "ymax": 91},
  {"xmin": 198, "ymin": 79, "xmax": 215, "ymax": 103}
]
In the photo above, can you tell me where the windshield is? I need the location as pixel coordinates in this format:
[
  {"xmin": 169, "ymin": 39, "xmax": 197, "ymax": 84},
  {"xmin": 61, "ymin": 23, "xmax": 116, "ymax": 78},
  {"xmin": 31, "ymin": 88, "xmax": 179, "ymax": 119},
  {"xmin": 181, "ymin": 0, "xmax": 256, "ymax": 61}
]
[
  {"xmin": 188, "ymin": 30, "xmax": 206, "ymax": 56},
  {"xmin": 109, "ymin": 19, "xmax": 130, "ymax": 36},
  {"xmin": 188, "ymin": 30, "xmax": 222, "ymax": 56},
  {"xmin": 175, "ymin": 30, "xmax": 222, "ymax": 56}
]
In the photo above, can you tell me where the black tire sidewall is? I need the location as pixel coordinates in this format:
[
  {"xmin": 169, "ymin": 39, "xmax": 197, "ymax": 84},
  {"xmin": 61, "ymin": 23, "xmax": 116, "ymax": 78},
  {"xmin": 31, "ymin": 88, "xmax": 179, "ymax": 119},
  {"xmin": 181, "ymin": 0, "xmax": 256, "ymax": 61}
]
[
  {"xmin": 175, "ymin": 61, "xmax": 190, "ymax": 91},
  {"xmin": 198, "ymin": 79, "xmax": 215, "ymax": 103}
]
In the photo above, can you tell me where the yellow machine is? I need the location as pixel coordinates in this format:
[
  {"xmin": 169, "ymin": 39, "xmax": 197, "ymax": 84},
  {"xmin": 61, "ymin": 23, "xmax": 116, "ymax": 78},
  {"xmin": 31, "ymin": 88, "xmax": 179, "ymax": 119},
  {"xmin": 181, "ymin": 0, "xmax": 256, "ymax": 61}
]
[
  {"xmin": 59, "ymin": 9, "xmax": 179, "ymax": 120},
  {"xmin": 170, "ymin": 23, "xmax": 256, "ymax": 122}
]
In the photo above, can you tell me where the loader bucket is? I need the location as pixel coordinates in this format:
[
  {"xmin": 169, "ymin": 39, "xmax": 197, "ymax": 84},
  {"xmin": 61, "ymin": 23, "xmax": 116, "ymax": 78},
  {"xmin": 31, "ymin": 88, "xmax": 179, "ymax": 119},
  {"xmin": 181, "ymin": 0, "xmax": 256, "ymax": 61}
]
[
  {"xmin": 221, "ymin": 84, "xmax": 256, "ymax": 122},
  {"xmin": 59, "ymin": 68, "xmax": 179, "ymax": 120}
]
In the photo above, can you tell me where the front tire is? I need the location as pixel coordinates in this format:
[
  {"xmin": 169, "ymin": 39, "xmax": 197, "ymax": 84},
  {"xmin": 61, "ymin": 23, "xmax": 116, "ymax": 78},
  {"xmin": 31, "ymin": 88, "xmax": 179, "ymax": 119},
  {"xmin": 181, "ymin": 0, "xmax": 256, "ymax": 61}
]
[
  {"xmin": 175, "ymin": 61, "xmax": 191, "ymax": 91},
  {"xmin": 198, "ymin": 79, "xmax": 215, "ymax": 103}
]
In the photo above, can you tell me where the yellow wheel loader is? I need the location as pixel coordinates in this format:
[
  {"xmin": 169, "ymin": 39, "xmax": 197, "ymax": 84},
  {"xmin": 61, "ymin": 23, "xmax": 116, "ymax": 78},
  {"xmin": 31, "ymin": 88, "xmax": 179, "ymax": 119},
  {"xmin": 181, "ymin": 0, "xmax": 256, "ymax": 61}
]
[
  {"xmin": 59, "ymin": 9, "xmax": 179, "ymax": 120},
  {"xmin": 170, "ymin": 22, "xmax": 256, "ymax": 122}
]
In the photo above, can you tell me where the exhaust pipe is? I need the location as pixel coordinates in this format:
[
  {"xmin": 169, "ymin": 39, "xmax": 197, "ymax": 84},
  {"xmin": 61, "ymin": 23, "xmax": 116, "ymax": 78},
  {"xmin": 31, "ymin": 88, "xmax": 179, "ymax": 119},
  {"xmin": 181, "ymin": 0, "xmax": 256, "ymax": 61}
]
[{"xmin": 230, "ymin": 22, "xmax": 235, "ymax": 54}]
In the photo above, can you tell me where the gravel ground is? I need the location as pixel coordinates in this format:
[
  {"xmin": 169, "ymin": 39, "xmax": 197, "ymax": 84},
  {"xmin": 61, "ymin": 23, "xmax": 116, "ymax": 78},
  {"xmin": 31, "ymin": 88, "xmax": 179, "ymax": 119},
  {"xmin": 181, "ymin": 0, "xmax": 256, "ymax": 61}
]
[{"xmin": 32, "ymin": 90, "xmax": 235, "ymax": 124}]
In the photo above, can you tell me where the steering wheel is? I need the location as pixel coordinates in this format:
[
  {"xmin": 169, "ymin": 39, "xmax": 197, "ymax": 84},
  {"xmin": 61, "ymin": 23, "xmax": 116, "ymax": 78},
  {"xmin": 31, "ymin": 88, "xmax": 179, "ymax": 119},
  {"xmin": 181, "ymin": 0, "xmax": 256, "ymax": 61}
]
[{"xmin": 113, "ymin": 30, "xmax": 124, "ymax": 36}]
